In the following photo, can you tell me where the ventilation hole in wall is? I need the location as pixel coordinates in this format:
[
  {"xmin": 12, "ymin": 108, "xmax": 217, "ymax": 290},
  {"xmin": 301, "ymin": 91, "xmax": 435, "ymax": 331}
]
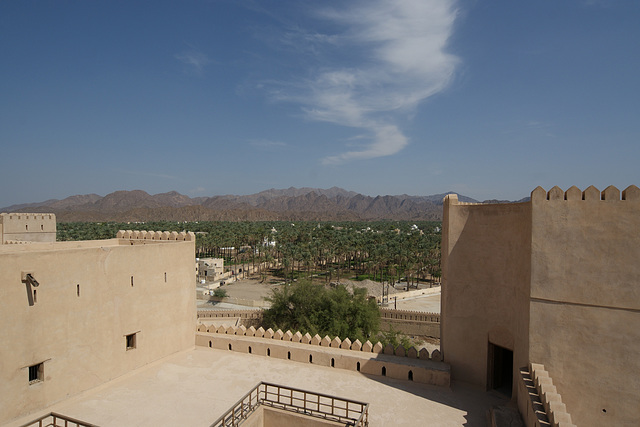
[
  {"xmin": 287, "ymin": 351, "xmax": 291, "ymax": 360},
  {"xmin": 131, "ymin": 276, "xmax": 134, "ymax": 287},
  {"xmin": 382, "ymin": 366, "xmax": 386, "ymax": 376},
  {"xmin": 126, "ymin": 333, "xmax": 137, "ymax": 350},
  {"xmin": 228, "ymin": 344, "xmax": 232, "ymax": 351},
  {"xmin": 248, "ymin": 346, "xmax": 252, "ymax": 354},
  {"xmin": 267, "ymin": 348, "xmax": 271, "ymax": 357},
  {"xmin": 164, "ymin": 272, "xmax": 167, "ymax": 282},
  {"xmin": 309, "ymin": 355, "xmax": 313, "ymax": 364},
  {"xmin": 357, "ymin": 362, "xmax": 361, "ymax": 372},
  {"xmin": 602, "ymin": 409, "xmax": 607, "ymax": 413},
  {"xmin": 33, "ymin": 289, "xmax": 37, "ymax": 303},
  {"xmin": 77, "ymin": 284, "xmax": 80, "ymax": 297},
  {"xmin": 209, "ymin": 341, "xmax": 212, "ymax": 348},
  {"xmin": 331, "ymin": 358, "xmax": 335, "ymax": 367},
  {"xmin": 28, "ymin": 362, "xmax": 43, "ymax": 384},
  {"xmin": 408, "ymin": 370, "xmax": 413, "ymax": 381}
]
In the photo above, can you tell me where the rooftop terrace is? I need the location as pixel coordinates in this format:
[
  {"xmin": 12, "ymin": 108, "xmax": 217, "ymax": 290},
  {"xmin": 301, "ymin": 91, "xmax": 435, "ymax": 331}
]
[{"xmin": 6, "ymin": 347, "xmax": 508, "ymax": 427}]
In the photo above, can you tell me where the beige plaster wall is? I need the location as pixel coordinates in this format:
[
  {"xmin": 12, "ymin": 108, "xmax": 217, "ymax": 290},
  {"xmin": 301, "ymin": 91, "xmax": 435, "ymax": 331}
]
[
  {"xmin": 196, "ymin": 333, "xmax": 450, "ymax": 387},
  {"xmin": 0, "ymin": 237, "xmax": 196, "ymax": 425},
  {"xmin": 529, "ymin": 186, "xmax": 640, "ymax": 426},
  {"xmin": 441, "ymin": 195, "xmax": 531, "ymax": 390},
  {"xmin": 0, "ymin": 213, "xmax": 56, "ymax": 244}
]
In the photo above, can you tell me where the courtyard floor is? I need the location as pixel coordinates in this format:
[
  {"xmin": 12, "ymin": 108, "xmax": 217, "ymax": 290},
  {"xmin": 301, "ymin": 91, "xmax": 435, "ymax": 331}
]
[{"xmin": 7, "ymin": 347, "xmax": 508, "ymax": 427}]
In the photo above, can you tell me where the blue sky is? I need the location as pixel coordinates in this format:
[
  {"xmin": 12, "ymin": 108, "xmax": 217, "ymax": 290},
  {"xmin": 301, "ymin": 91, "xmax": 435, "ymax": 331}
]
[{"xmin": 1, "ymin": 0, "xmax": 639, "ymax": 207}]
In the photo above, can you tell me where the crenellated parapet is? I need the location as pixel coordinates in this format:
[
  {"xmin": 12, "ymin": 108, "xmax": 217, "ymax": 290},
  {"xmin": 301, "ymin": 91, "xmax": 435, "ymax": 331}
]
[
  {"xmin": 116, "ymin": 230, "xmax": 196, "ymax": 242},
  {"xmin": 196, "ymin": 324, "xmax": 442, "ymax": 362},
  {"xmin": 379, "ymin": 308, "xmax": 440, "ymax": 322},
  {"xmin": 196, "ymin": 325, "xmax": 449, "ymax": 387},
  {"xmin": 531, "ymin": 185, "xmax": 640, "ymax": 202}
]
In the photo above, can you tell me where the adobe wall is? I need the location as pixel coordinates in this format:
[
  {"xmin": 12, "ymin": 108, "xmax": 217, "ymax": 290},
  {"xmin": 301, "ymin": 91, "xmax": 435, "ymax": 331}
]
[
  {"xmin": 529, "ymin": 185, "xmax": 640, "ymax": 426},
  {"xmin": 0, "ymin": 233, "xmax": 196, "ymax": 425},
  {"xmin": 441, "ymin": 195, "xmax": 531, "ymax": 390},
  {"xmin": 196, "ymin": 326, "xmax": 449, "ymax": 387},
  {"xmin": 0, "ymin": 213, "xmax": 56, "ymax": 244},
  {"xmin": 378, "ymin": 309, "xmax": 440, "ymax": 338}
]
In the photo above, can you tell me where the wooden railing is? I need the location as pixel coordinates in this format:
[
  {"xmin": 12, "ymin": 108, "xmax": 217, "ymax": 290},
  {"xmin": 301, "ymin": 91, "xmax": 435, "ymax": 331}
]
[
  {"xmin": 210, "ymin": 382, "xmax": 369, "ymax": 427},
  {"xmin": 18, "ymin": 412, "xmax": 98, "ymax": 427}
]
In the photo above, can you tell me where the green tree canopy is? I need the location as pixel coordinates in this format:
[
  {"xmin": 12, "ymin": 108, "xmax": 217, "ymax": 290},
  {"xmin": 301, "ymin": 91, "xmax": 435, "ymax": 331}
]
[{"xmin": 262, "ymin": 280, "xmax": 379, "ymax": 343}]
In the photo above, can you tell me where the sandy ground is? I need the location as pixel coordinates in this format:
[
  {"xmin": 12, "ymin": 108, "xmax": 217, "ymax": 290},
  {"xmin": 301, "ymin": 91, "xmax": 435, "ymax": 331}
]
[{"xmin": 203, "ymin": 276, "xmax": 441, "ymax": 313}]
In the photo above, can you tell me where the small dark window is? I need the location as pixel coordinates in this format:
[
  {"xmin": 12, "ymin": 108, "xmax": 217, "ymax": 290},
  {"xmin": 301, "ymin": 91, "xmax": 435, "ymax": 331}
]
[
  {"xmin": 41, "ymin": 225, "xmax": 44, "ymax": 230},
  {"xmin": 357, "ymin": 362, "xmax": 361, "ymax": 372},
  {"xmin": 209, "ymin": 341, "xmax": 212, "ymax": 348},
  {"xmin": 309, "ymin": 355, "xmax": 313, "ymax": 363},
  {"xmin": 126, "ymin": 333, "xmax": 137, "ymax": 350},
  {"xmin": 287, "ymin": 351, "xmax": 291, "ymax": 360},
  {"xmin": 164, "ymin": 272, "xmax": 167, "ymax": 282},
  {"xmin": 33, "ymin": 289, "xmax": 37, "ymax": 303},
  {"xmin": 28, "ymin": 363, "xmax": 43, "ymax": 383},
  {"xmin": 130, "ymin": 276, "xmax": 134, "ymax": 287},
  {"xmin": 408, "ymin": 370, "xmax": 413, "ymax": 381},
  {"xmin": 267, "ymin": 348, "xmax": 270, "ymax": 356},
  {"xmin": 228, "ymin": 344, "xmax": 232, "ymax": 351},
  {"xmin": 248, "ymin": 346, "xmax": 252, "ymax": 354},
  {"xmin": 77, "ymin": 284, "xmax": 80, "ymax": 297},
  {"xmin": 382, "ymin": 366, "xmax": 386, "ymax": 376},
  {"xmin": 26, "ymin": 225, "xmax": 29, "ymax": 231},
  {"xmin": 331, "ymin": 358, "xmax": 335, "ymax": 367}
]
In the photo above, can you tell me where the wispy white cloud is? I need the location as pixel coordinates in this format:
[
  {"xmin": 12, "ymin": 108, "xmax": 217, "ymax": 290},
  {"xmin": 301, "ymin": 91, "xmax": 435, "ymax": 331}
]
[
  {"xmin": 175, "ymin": 47, "xmax": 210, "ymax": 75},
  {"xmin": 264, "ymin": 0, "xmax": 459, "ymax": 164},
  {"xmin": 249, "ymin": 139, "xmax": 287, "ymax": 149}
]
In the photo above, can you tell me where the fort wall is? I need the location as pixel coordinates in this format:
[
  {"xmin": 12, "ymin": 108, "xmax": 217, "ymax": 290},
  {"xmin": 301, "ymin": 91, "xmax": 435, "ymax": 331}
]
[
  {"xmin": 0, "ymin": 231, "xmax": 196, "ymax": 425},
  {"xmin": 441, "ymin": 194, "xmax": 532, "ymax": 390},
  {"xmin": 195, "ymin": 325, "xmax": 448, "ymax": 387},
  {"xmin": 529, "ymin": 185, "xmax": 640, "ymax": 426},
  {"xmin": 0, "ymin": 213, "xmax": 56, "ymax": 244},
  {"xmin": 197, "ymin": 307, "xmax": 441, "ymax": 338},
  {"xmin": 442, "ymin": 185, "xmax": 640, "ymax": 427}
]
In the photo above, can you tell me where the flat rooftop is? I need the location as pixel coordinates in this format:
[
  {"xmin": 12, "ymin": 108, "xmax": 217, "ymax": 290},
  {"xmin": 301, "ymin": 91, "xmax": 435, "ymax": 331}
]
[{"xmin": 6, "ymin": 347, "xmax": 508, "ymax": 427}]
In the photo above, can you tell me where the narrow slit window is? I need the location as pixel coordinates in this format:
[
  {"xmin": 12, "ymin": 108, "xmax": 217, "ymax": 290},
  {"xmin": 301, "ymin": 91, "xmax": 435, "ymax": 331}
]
[
  {"xmin": 357, "ymin": 362, "xmax": 361, "ymax": 372},
  {"xmin": 33, "ymin": 289, "xmax": 37, "ymax": 303},
  {"xmin": 382, "ymin": 366, "xmax": 386, "ymax": 376},
  {"xmin": 331, "ymin": 358, "xmax": 335, "ymax": 367},
  {"xmin": 164, "ymin": 272, "xmax": 167, "ymax": 282},
  {"xmin": 130, "ymin": 276, "xmax": 134, "ymax": 287},
  {"xmin": 287, "ymin": 351, "xmax": 291, "ymax": 360},
  {"xmin": 28, "ymin": 363, "xmax": 43, "ymax": 384},
  {"xmin": 126, "ymin": 333, "xmax": 137, "ymax": 350},
  {"xmin": 77, "ymin": 284, "xmax": 80, "ymax": 297},
  {"xmin": 267, "ymin": 348, "xmax": 270, "ymax": 356}
]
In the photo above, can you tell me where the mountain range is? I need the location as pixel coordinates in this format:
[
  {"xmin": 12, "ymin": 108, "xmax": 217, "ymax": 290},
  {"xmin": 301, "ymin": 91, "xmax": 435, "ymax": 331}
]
[{"xmin": 1, "ymin": 187, "xmax": 508, "ymax": 222}]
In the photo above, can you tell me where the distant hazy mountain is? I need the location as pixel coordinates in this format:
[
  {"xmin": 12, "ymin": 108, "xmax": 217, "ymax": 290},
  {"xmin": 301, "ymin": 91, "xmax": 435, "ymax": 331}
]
[{"xmin": 0, "ymin": 188, "xmax": 487, "ymax": 222}]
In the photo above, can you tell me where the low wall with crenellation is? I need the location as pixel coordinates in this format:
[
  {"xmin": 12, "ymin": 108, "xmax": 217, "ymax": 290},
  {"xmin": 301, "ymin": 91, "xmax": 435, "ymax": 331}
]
[{"xmin": 196, "ymin": 325, "xmax": 448, "ymax": 387}]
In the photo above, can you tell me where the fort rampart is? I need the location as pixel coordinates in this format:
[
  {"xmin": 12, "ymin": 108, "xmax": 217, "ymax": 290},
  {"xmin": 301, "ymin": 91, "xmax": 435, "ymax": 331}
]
[
  {"xmin": 196, "ymin": 325, "xmax": 448, "ymax": 387},
  {"xmin": 442, "ymin": 184, "xmax": 640, "ymax": 427},
  {"xmin": 0, "ymin": 213, "xmax": 56, "ymax": 244},
  {"xmin": 198, "ymin": 307, "xmax": 441, "ymax": 338}
]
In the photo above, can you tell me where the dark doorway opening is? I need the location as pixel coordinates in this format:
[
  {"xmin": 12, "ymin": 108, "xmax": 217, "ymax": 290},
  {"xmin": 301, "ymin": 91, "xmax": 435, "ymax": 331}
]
[{"xmin": 488, "ymin": 342, "xmax": 513, "ymax": 397}]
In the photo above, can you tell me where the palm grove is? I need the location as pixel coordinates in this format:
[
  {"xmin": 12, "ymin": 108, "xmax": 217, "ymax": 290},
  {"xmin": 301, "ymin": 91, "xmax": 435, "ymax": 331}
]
[{"xmin": 58, "ymin": 220, "xmax": 441, "ymax": 345}]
